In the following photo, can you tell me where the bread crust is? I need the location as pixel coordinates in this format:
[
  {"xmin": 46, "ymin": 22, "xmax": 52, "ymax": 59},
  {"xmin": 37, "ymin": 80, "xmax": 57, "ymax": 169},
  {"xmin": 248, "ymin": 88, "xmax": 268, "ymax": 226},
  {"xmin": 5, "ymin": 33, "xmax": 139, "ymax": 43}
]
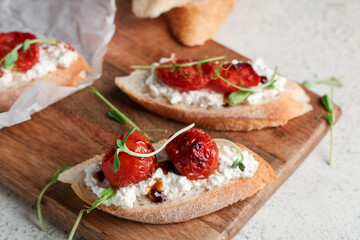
[
  {"xmin": 114, "ymin": 70, "xmax": 313, "ymax": 131},
  {"xmin": 132, "ymin": 0, "xmax": 196, "ymax": 18},
  {"xmin": 59, "ymin": 143, "xmax": 276, "ymax": 224},
  {"xmin": 166, "ymin": 0, "xmax": 235, "ymax": 46},
  {"xmin": 0, "ymin": 52, "xmax": 90, "ymax": 112}
]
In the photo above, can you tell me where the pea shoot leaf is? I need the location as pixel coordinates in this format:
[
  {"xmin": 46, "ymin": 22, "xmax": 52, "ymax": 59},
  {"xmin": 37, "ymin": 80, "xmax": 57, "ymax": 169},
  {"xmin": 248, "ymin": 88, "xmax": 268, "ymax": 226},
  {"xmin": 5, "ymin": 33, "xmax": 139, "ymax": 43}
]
[
  {"xmin": 326, "ymin": 113, "xmax": 334, "ymax": 125},
  {"xmin": 231, "ymin": 159, "xmax": 239, "ymax": 168},
  {"xmin": 231, "ymin": 158, "xmax": 245, "ymax": 172},
  {"xmin": 267, "ymin": 80, "xmax": 276, "ymax": 89},
  {"xmin": 113, "ymin": 148, "xmax": 121, "ymax": 172},
  {"xmin": 238, "ymin": 161, "xmax": 245, "ymax": 171},
  {"xmin": 113, "ymin": 128, "xmax": 137, "ymax": 172},
  {"xmin": 86, "ymin": 188, "xmax": 115, "ymax": 213},
  {"xmin": 321, "ymin": 94, "xmax": 334, "ymax": 112},
  {"xmin": 51, "ymin": 167, "xmax": 70, "ymax": 182},
  {"xmin": 228, "ymin": 91, "xmax": 251, "ymax": 105},
  {"xmin": 108, "ymin": 110, "xmax": 128, "ymax": 124},
  {"xmin": 23, "ymin": 39, "xmax": 31, "ymax": 51},
  {"xmin": 4, "ymin": 50, "xmax": 18, "ymax": 69}
]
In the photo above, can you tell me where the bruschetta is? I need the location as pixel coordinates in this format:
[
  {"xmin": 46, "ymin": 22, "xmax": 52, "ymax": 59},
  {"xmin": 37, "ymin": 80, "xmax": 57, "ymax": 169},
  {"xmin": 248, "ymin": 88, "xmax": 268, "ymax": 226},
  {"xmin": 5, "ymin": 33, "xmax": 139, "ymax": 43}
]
[
  {"xmin": 59, "ymin": 125, "xmax": 276, "ymax": 224},
  {"xmin": 115, "ymin": 56, "xmax": 313, "ymax": 131},
  {"xmin": 0, "ymin": 31, "xmax": 90, "ymax": 112}
]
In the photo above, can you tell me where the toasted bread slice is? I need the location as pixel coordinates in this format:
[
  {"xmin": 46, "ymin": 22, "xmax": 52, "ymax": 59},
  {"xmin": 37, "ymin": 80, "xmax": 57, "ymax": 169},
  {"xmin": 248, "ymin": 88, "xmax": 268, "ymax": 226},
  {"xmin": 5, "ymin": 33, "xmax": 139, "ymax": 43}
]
[
  {"xmin": 114, "ymin": 70, "xmax": 313, "ymax": 131},
  {"xmin": 132, "ymin": 0, "xmax": 196, "ymax": 18},
  {"xmin": 0, "ymin": 52, "xmax": 90, "ymax": 112},
  {"xmin": 59, "ymin": 143, "xmax": 276, "ymax": 224},
  {"xmin": 166, "ymin": 0, "xmax": 235, "ymax": 46}
]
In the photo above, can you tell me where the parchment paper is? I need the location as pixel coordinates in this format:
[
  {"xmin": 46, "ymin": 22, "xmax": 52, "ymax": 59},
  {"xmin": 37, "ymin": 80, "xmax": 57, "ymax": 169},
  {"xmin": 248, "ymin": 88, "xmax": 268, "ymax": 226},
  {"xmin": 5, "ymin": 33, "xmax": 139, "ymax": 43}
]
[{"xmin": 0, "ymin": 0, "xmax": 116, "ymax": 128}]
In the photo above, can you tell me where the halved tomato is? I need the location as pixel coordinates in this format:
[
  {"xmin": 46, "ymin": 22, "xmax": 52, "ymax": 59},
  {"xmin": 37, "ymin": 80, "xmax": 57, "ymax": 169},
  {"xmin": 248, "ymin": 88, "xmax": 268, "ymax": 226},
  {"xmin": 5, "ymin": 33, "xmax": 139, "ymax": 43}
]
[
  {"xmin": 0, "ymin": 31, "xmax": 39, "ymax": 72},
  {"xmin": 215, "ymin": 63, "xmax": 261, "ymax": 93}
]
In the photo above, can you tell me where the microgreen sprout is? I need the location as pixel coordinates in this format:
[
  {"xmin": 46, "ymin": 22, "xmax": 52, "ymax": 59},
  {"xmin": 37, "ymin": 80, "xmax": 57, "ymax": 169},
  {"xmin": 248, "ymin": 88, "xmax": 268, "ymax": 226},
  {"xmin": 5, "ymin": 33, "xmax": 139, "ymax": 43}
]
[
  {"xmin": 214, "ymin": 138, "xmax": 245, "ymax": 172},
  {"xmin": 112, "ymin": 123, "xmax": 195, "ymax": 172},
  {"xmin": 302, "ymin": 77, "xmax": 343, "ymax": 88},
  {"xmin": 68, "ymin": 188, "xmax": 115, "ymax": 240},
  {"xmin": 131, "ymin": 54, "xmax": 228, "ymax": 70},
  {"xmin": 88, "ymin": 86, "xmax": 166, "ymax": 143},
  {"xmin": 0, "ymin": 39, "xmax": 58, "ymax": 69},
  {"xmin": 320, "ymin": 87, "xmax": 336, "ymax": 165},
  {"xmin": 35, "ymin": 167, "xmax": 70, "ymax": 231},
  {"xmin": 303, "ymin": 77, "xmax": 342, "ymax": 165}
]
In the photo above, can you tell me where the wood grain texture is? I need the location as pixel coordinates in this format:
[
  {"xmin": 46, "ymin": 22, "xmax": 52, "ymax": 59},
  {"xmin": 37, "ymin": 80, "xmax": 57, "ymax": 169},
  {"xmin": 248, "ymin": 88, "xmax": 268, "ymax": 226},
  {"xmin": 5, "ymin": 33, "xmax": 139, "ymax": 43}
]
[{"xmin": 0, "ymin": 0, "xmax": 341, "ymax": 239}]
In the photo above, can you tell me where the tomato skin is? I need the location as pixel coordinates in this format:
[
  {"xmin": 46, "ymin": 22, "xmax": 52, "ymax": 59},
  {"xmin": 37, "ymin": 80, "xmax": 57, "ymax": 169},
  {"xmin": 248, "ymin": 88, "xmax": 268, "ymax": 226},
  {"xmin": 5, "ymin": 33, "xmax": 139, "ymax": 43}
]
[
  {"xmin": 62, "ymin": 41, "xmax": 75, "ymax": 51},
  {"xmin": 0, "ymin": 32, "xmax": 39, "ymax": 72},
  {"xmin": 156, "ymin": 59, "xmax": 213, "ymax": 91},
  {"xmin": 101, "ymin": 131, "xmax": 157, "ymax": 187},
  {"xmin": 215, "ymin": 63, "xmax": 261, "ymax": 93},
  {"xmin": 165, "ymin": 128, "xmax": 219, "ymax": 180}
]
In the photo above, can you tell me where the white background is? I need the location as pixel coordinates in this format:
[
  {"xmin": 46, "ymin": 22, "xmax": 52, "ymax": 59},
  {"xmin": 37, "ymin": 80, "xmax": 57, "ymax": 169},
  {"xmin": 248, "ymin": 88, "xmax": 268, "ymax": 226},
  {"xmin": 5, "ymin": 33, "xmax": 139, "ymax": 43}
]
[{"xmin": 0, "ymin": 0, "xmax": 359, "ymax": 239}]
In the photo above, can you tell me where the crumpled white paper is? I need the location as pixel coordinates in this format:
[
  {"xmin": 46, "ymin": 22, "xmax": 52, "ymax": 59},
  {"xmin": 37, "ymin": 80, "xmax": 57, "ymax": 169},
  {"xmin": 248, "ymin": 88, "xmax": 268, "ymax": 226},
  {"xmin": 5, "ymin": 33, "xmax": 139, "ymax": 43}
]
[{"xmin": 0, "ymin": 0, "xmax": 116, "ymax": 128}]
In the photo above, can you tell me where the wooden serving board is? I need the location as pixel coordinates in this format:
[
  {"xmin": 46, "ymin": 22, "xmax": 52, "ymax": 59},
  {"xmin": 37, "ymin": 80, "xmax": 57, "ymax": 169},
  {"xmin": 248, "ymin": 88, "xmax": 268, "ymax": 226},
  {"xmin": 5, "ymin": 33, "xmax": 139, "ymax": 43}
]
[{"xmin": 0, "ymin": 1, "xmax": 341, "ymax": 239}]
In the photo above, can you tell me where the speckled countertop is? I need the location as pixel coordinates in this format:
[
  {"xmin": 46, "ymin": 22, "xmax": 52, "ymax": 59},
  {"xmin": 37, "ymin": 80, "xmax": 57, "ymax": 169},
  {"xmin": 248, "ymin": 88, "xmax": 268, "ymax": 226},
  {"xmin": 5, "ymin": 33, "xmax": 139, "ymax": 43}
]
[{"xmin": 0, "ymin": 0, "xmax": 359, "ymax": 239}]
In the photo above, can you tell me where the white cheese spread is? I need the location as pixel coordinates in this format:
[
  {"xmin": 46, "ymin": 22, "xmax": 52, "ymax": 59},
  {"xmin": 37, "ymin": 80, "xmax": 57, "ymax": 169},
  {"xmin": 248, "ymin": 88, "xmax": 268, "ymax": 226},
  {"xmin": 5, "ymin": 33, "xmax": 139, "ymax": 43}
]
[
  {"xmin": 143, "ymin": 58, "xmax": 287, "ymax": 107},
  {"xmin": 0, "ymin": 42, "xmax": 78, "ymax": 92},
  {"xmin": 84, "ymin": 142, "xmax": 259, "ymax": 209},
  {"xmin": 246, "ymin": 58, "xmax": 288, "ymax": 105}
]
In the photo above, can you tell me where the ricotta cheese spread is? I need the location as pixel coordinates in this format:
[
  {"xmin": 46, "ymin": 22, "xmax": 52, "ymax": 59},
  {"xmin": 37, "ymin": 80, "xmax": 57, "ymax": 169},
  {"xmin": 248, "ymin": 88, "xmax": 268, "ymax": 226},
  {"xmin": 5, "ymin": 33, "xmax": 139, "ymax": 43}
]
[
  {"xmin": 143, "ymin": 58, "xmax": 287, "ymax": 107},
  {"xmin": 144, "ymin": 60, "xmax": 224, "ymax": 108},
  {"xmin": 84, "ymin": 142, "xmax": 259, "ymax": 209},
  {"xmin": 245, "ymin": 58, "xmax": 288, "ymax": 105},
  {"xmin": 0, "ymin": 42, "xmax": 78, "ymax": 92}
]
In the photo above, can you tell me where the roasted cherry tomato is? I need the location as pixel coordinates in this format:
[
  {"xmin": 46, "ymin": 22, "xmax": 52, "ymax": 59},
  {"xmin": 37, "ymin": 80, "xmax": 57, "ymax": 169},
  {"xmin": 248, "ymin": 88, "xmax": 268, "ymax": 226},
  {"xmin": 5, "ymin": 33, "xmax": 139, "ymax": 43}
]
[
  {"xmin": 165, "ymin": 128, "xmax": 219, "ymax": 180},
  {"xmin": 101, "ymin": 131, "xmax": 157, "ymax": 187},
  {"xmin": 0, "ymin": 32, "xmax": 39, "ymax": 72},
  {"xmin": 156, "ymin": 59, "xmax": 213, "ymax": 91},
  {"xmin": 215, "ymin": 63, "xmax": 261, "ymax": 93}
]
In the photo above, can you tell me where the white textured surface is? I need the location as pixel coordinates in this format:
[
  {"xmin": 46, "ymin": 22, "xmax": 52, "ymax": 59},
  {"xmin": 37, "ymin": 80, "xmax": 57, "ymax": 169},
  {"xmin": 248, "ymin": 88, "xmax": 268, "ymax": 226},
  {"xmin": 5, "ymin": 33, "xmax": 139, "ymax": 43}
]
[
  {"xmin": 0, "ymin": 0, "xmax": 359, "ymax": 239},
  {"xmin": 216, "ymin": 0, "xmax": 360, "ymax": 239}
]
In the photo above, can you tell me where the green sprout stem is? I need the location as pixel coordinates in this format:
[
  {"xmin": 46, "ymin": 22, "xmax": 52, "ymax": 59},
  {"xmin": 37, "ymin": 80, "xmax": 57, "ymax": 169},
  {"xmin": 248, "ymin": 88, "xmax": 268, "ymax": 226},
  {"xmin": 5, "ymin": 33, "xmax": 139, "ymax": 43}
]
[
  {"xmin": 214, "ymin": 65, "xmax": 277, "ymax": 93},
  {"xmin": 138, "ymin": 129, "xmax": 166, "ymax": 133},
  {"xmin": 88, "ymin": 86, "xmax": 164, "ymax": 142},
  {"xmin": 214, "ymin": 70, "xmax": 254, "ymax": 93},
  {"xmin": 131, "ymin": 55, "xmax": 227, "ymax": 69},
  {"xmin": 320, "ymin": 87, "xmax": 336, "ymax": 165},
  {"xmin": 68, "ymin": 188, "xmax": 115, "ymax": 240},
  {"xmin": 36, "ymin": 167, "xmax": 70, "ymax": 231},
  {"xmin": 117, "ymin": 123, "xmax": 194, "ymax": 158},
  {"xmin": 36, "ymin": 181, "xmax": 54, "ymax": 231},
  {"xmin": 89, "ymin": 86, "xmax": 137, "ymax": 128},
  {"xmin": 214, "ymin": 138, "xmax": 244, "ymax": 162},
  {"xmin": 329, "ymin": 124, "xmax": 334, "ymax": 165},
  {"xmin": 68, "ymin": 209, "xmax": 85, "ymax": 240},
  {"xmin": 302, "ymin": 77, "xmax": 343, "ymax": 88},
  {"xmin": 328, "ymin": 87, "xmax": 335, "ymax": 165},
  {"xmin": 214, "ymin": 138, "xmax": 245, "ymax": 171}
]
